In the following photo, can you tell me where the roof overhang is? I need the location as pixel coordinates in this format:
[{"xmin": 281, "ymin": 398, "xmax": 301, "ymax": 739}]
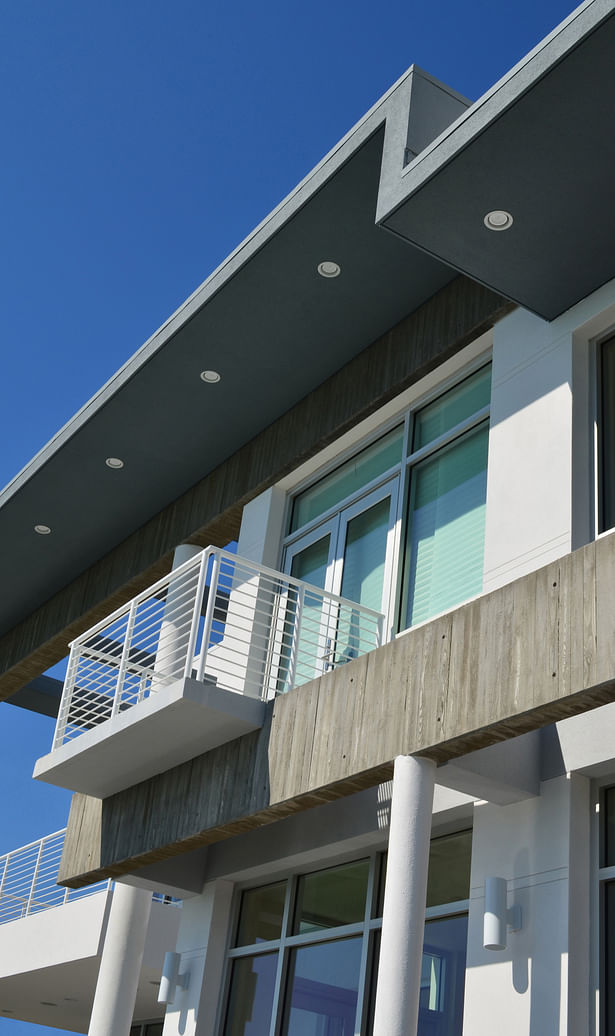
[
  {"xmin": 377, "ymin": 0, "xmax": 615, "ymax": 321},
  {"xmin": 0, "ymin": 68, "xmax": 469, "ymax": 643}
]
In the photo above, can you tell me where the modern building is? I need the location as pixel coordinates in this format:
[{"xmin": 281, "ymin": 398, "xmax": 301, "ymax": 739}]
[{"xmin": 2, "ymin": 0, "xmax": 615, "ymax": 1032}]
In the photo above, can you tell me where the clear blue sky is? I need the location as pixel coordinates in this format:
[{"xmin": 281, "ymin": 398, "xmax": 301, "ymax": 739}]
[{"xmin": 0, "ymin": 0, "xmax": 580, "ymax": 1031}]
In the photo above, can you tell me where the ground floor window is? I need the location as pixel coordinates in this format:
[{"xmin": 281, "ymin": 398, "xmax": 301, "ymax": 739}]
[
  {"xmin": 221, "ymin": 833, "xmax": 470, "ymax": 1035},
  {"xmin": 600, "ymin": 784, "xmax": 615, "ymax": 1034}
]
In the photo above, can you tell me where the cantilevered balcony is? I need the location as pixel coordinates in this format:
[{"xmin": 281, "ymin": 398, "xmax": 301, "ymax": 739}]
[
  {"xmin": 0, "ymin": 828, "xmax": 179, "ymax": 1030},
  {"xmin": 34, "ymin": 547, "xmax": 384, "ymax": 797}
]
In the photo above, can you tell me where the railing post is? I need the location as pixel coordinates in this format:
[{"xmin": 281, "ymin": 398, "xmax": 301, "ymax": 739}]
[
  {"xmin": 111, "ymin": 600, "xmax": 137, "ymax": 718},
  {"xmin": 25, "ymin": 837, "xmax": 45, "ymax": 918},
  {"xmin": 183, "ymin": 549, "xmax": 209, "ymax": 679},
  {"xmin": 52, "ymin": 644, "xmax": 80, "ymax": 750},
  {"xmin": 285, "ymin": 585, "xmax": 305, "ymax": 691},
  {"xmin": 0, "ymin": 853, "xmax": 9, "ymax": 907},
  {"xmin": 196, "ymin": 551, "xmax": 221, "ymax": 683}
]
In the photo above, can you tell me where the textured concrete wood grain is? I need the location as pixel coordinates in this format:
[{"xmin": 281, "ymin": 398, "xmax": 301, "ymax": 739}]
[
  {"xmin": 1, "ymin": 278, "xmax": 513, "ymax": 701},
  {"xmin": 60, "ymin": 524, "xmax": 615, "ymax": 888}
]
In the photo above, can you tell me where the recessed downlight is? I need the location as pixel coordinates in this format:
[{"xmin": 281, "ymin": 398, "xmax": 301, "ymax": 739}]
[
  {"xmin": 105, "ymin": 457, "xmax": 124, "ymax": 469},
  {"xmin": 484, "ymin": 210, "xmax": 513, "ymax": 231},
  {"xmin": 34, "ymin": 524, "xmax": 51, "ymax": 535},
  {"xmin": 200, "ymin": 369, "xmax": 221, "ymax": 384},
  {"xmin": 317, "ymin": 260, "xmax": 341, "ymax": 278}
]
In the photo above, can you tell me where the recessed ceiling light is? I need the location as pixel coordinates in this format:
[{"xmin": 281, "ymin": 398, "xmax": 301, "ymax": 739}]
[
  {"xmin": 484, "ymin": 210, "xmax": 513, "ymax": 231},
  {"xmin": 34, "ymin": 524, "xmax": 51, "ymax": 535},
  {"xmin": 105, "ymin": 457, "xmax": 124, "ymax": 469},
  {"xmin": 200, "ymin": 369, "xmax": 221, "ymax": 384},
  {"xmin": 317, "ymin": 260, "xmax": 341, "ymax": 278}
]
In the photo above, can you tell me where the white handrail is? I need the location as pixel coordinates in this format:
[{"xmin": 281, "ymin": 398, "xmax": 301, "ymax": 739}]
[{"xmin": 52, "ymin": 547, "xmax": 385, "ymax": 749}]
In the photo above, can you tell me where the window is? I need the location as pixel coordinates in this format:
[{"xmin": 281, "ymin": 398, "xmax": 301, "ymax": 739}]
[
  {"xmin": 284, "ymin": 364, "xmax": 491, "ymax": 636},
  {"xmin": 600, "ymin": 785, "xmax": 615, "ymax": 1034},
  {"xmin": 221, "ymin": 834, "xmax": 471, "ymax": 1036},
  {"xmin": 598, "ymin": 335, "xmax": 615, "ymax": 533}
]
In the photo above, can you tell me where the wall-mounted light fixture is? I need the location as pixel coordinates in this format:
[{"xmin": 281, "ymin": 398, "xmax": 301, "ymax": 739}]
[
  {"xmin": 483, "ymin": 876, "xmax": 522, "ymax": 950},
  {"xmin": 158, "ymin": 951, "xmax": 190, "ymax": 1005}
]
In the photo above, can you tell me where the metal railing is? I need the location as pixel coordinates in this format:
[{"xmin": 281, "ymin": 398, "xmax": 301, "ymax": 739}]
[
  {"xmin": 0, "ymin": 830, "xmax": 110, "ymax": 925},
  {"xmin": 52, "ymin": 547, "xmax": 385, "ymax": 750},
  {"xmin": 0, "ymin": 830, "xmax": 181, "ymax": 926}
]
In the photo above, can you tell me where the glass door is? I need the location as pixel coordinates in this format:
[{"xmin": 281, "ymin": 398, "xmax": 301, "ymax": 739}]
[{"xmin": 282, "ymin": 479, "xmax": 398, "ymax": 687}]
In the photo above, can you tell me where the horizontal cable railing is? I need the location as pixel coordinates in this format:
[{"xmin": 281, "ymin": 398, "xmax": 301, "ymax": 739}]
[
  {"xmin": 0, "ymin": 830, "xmax": 180, "ymax": 927},
  {"xmin": 52, "ymin": 547, "xmax": 385, "ymax": 750},
  {"xmin": 0, "ymin": 830, "xmax": 110, "ymax": 925}
]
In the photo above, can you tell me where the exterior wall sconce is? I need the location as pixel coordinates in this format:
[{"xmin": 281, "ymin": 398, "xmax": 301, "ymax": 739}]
[
  {"xmin": 483, "ymin": 876, "xmax": 522, "ymax": 950},
  {"xmin": 158, "ymin": 951, "xmax": 190, "ymax": 1005}
]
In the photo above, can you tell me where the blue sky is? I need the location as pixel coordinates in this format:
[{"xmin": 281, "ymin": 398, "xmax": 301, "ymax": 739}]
[{"xmin": 0, "ymin": 0, "xmax": 581, "ymax": 1031}]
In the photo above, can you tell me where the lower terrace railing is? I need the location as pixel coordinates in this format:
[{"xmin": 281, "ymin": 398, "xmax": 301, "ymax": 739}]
[
  {"xmin": 0, "ymin": 829, "xmax": 110, "ymax": 924},
  {"xmin": 53, "ymin": 547, "xmax": 385, "ymax": 750},
  {"xmin": 0, "ymin": 829, "xmax": 180, "ymax": 926}
]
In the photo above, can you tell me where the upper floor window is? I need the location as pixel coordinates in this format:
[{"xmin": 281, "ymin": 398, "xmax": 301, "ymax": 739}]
[
  {"xmin": 598, "ymin": 335, "xmax": 615, "ymax": 533},
  {"xmin": 284, "ymin": 363, "xmax": 491, "ymax": 636}
]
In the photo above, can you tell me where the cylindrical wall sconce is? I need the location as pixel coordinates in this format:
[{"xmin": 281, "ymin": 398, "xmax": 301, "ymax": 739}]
[
  {"xmin": 483, "ymin": 876, "xmax": 522, "ymax": 951},
  {"xmin": 158, "ymin": 950, "xmax": 190, "ymax": 1005}
]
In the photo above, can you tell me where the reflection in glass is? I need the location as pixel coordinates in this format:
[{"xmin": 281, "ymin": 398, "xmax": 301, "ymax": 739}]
[
  {"xmin": 294, "ymin": 859, "xmax": 369, "ymax": 934},
  {"xmin": 426, "ymin": 831, "xmax": 472, "ymax": 908},
  {"xmin": 282, "ymin": 937, "xmax": 362, "ymax": 1036},
  {"xmin": 413, "ymin": 366, "xmax": 491, "ymax": 451},
  {"xmin": 224, "ymin": 953, "xmax": 277, "ymax": 1036},
  {"xmin": 367, "ymin": 916, "xmax": 468, "ymax": 1036},
  {"xmin": 236, "ymin": 881, "xmax": 287, "ymax": 946},
  {"xmin": 291, "ymin": 427, "xmax": 403, "ymax": 532},
  {"xmin": 419, "ymin": 915, "xmax": 468, "ymax": 1036},
  {"xmin": 284, "ymin": 535, "xmax": 331, "ymax": 689}
]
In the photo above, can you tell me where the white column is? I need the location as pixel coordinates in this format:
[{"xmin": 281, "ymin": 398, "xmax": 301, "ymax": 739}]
[
  {"xmin": 155, "ymin": 543, "xmax": 203, "ymax": 681},
  {"xmin": 88, "ymin": 882, "xmax": 152, "ymax": 1036},
  {"xmin": 373, "ymin": 754, "xmax": 436, "ymax": 1036}
]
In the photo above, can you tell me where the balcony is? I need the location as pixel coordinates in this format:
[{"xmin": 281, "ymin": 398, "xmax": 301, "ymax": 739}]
[
  {"xmin": 34, "ymin": 547, "xmax": 384, "ymax": 797},
  {"xmin": 0, "ymin": 828, "xmax": 179, "ymax": 1030}
]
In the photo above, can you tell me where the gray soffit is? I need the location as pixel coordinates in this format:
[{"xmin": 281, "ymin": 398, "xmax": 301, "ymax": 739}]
[
  {"xmin": 378, "ymin": 0, "xmax": 615, "ymax": 321},
  {"xmin": 0, "ymin": 68, "xmax": 468, "ymax": 640}
]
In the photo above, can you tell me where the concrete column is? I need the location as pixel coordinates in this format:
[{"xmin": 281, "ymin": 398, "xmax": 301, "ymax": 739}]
[
  {"xmin": 373, "ymin": 754, "xmax": 436, "ymax": 1036},
  {"xmin": 88, "ymin": 882, "xmax": 152, "ymax": 1036}
]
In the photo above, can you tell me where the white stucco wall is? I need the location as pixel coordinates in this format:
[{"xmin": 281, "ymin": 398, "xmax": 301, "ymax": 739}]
[
  {"xmin": 484, "ymin": 277, "xmax": 615, "ymax": 593},
  {"xmin": 162, "ymin": 880, "xmax": 233, "ymax": 1036},
  {"xmin": 462, "ymin": 774, "xmax": 590, "ymax": 1036}
]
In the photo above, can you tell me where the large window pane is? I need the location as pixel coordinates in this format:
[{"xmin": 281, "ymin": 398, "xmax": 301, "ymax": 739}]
[
  {"xmin": 293, "ymin": 859, "xmax": 369, "ymax": 935},
  {"xmin": 224, "ymin": 953, "xmax": 277, "ymax": 1036},
  {"xmin": 282, "ymin": 937, "xmax": 362, "ymax": 1036},
  {"xmin": 236, "ymin": 881, "xmax": 287, "ymax": 946},
  {"xmin": 413, "ymin": 366, "xmax": 491, "ymax": 451},
  {"xmin": 419, "ymin": 915, "xmax": 468, "ymax": 1035},
  {"xmin": 291, "ymin": 427, "xmax": 403, "ymax": 532},
  {"xmin": 427, "ymin": 831, "xmax": 472, "ymax": 908},
  {"xmin": 286, "ymin": 535, "xmax": 331, "ymax": 689},
  {"xmin": 404, "ymin": 422, "xmax": 488, "ymax": 628},
  {"xmin": 366, "ymin": 917, "xmax": 468, "ymax": 1036},
  {"xmin": 340, "ymin": 498, "xmax": 390, "ymax": 614}
]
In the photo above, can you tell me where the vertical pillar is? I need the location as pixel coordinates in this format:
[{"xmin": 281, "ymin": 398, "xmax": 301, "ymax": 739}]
[
  {"xmin": 373, "ymin": 754, "xmax": 436, "ymax": 1036},
  {"xmin": 88, "ymin": 882, "xmax": 152, "ymax": 1036},
  {"xmin": 155, "ymin": 543, "xmax": 203, "ymax": 682}
]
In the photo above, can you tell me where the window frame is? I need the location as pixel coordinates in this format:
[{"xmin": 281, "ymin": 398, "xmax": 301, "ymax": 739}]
[
  {"xmin": 217, "ymin": 844, "xmax": 471, "ymax": 1036},
  {"xmin": 281, "ymin": 358, "xmax": 492, "ymax": 640}
]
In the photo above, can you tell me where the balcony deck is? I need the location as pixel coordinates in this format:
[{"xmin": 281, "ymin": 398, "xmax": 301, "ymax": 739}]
[{"xmin": 34, "ymin": 548, "xmax": 383, "ymax": 797}]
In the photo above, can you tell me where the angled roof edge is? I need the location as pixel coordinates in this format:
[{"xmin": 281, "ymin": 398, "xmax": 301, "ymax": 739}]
[
  {"xmin": 376, "ymin": 0, "xmax": 614, "ymax": 221},
  {"xmin": 0, "ymin": 64, "xmax": 462, "ymax": 509}
]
